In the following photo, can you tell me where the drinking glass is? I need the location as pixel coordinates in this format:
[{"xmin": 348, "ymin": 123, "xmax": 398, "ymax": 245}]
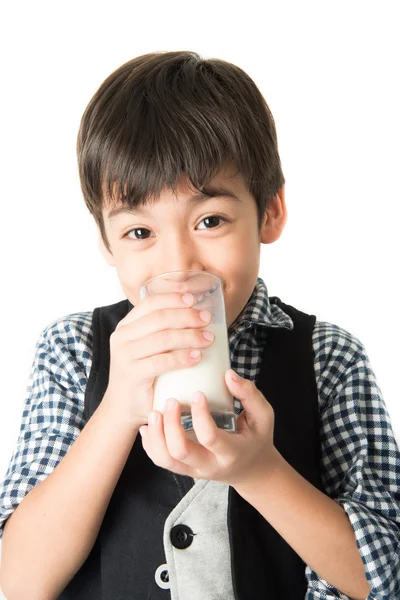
[{"xmin": 139, "ymin": 270, "xmax": 237, "ymax": 434}]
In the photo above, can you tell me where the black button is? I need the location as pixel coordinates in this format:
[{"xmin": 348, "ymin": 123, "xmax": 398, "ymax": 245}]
[{"xmin": 170, "ymin": 524, "xmax": 194, "ymax": 549}]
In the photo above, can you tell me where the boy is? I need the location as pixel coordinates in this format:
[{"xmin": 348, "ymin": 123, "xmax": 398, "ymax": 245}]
[{"xmin": 0, "ymin": 50, "xmax": 399, "ymax": 600}]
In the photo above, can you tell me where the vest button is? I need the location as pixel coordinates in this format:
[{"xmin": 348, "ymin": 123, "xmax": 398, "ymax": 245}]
[
  {"xmin": 155, "ymin": 563, "xmax": 170, "ymax": 589},
  {"xmin": 170, "ymin": 524, "xmax": 194, "ymax": 549}
]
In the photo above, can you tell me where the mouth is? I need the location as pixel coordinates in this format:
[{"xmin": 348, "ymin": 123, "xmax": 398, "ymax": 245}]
[
  {"xmin": 170, "ymin": 279, "xmax": 223, "ymax": 297},
  {"xmin": 140, "ymin": 272, "xmax": 226, "ymax": 298}
]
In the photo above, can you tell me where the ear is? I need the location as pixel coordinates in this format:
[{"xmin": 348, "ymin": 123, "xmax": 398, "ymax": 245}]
[
  {"xmin": 260, "ymin": 184, "xmax": 287, "ymax": 244},
  {"xmin": 96, "ymin": 226, "xmax": 116, "ymax": 266}
]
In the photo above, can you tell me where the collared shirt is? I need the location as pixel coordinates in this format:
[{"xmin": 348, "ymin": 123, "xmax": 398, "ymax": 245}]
[{"xmin": 1, "ymin": 277, "xmax": 399, "ymax": 598}]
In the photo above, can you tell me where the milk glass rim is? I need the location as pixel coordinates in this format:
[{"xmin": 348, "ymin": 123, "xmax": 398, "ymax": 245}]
[{"xmin": 139, "ymin": 270, "xmax": 222, "ymax": 294}]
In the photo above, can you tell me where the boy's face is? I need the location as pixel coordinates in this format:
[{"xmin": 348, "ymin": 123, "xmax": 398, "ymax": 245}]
[{"xmin": 98, "ymin": 166, "xmax": 287, "ymax": 328}]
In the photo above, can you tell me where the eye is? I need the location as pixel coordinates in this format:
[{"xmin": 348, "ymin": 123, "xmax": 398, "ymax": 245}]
[
  {"xmin": 124, "ymin": 227, "xmax": 154, "ymax": 241},
  {"xmin": 197, "ymin": 215, "xmax": 227, "ymax": 230},
  {"xmin": 123, "ymin": 215, "xmax": 227, "ymax": 241}
]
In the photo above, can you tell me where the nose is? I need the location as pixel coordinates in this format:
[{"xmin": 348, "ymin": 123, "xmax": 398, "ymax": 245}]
[
  {"xmin": 153, "ymin": 234, "xmax": 210, "ymax": 293},
  {"xmin": 162, "ymin": 271, "xmax": 206, "ymax": 294},
  {"xmin": 159, "ymin": 233, "xmax": 204, "ymax": 277}
]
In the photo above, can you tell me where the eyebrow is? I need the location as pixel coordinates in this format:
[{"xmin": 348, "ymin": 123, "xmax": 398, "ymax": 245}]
[{"xmin": 107, "ymin": 185, "xmax": 241, "ymax": 223}]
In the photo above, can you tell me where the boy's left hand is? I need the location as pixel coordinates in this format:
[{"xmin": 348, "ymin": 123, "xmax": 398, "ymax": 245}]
[{"xmin": 139, "ymin": 369, "xmax": 280, "ymax": 488}]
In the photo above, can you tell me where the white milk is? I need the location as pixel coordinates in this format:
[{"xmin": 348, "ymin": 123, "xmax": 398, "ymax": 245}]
[{"xmin": 153, "ymin": 323, "xmax": 233, "ymax": 414}]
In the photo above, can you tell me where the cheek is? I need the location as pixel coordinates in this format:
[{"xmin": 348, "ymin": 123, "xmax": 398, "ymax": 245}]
[
  {"xmin": 222, "ymin": 235, "xmax": 260, "ymax": 275},
  {"xmin": 219, "ymin": 238, "xmax": 260, "ymax": 326},
  {"xmin": 113, "ymin": 256, "xmax": 148, "ymax": 305}
]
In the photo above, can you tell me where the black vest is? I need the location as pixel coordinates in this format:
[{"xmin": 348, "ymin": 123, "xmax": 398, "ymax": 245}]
[{"xmin": 59, "ymin": 297, "xmax": 323, "ymax": 599}]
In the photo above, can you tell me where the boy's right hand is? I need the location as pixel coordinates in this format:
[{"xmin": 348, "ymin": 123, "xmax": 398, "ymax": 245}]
[{"xmin": 103, "ymin": 292, "xmax": 214, "ymax": 430}]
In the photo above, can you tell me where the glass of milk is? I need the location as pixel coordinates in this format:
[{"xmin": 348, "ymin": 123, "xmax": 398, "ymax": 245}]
[{"xmin": 139, "ymin": 270, "xmax": 237, "ymax": 435}]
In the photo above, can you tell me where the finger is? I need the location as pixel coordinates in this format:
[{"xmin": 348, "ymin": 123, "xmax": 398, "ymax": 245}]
[
  {"xmin": 140, "ymin": 410, "xmax": 186, "ymax": 473},
  {"xmin": 234, "ymin": 409, "xmax": 252, "ymax": 436},
  {"xmin": 191, "ymin": 392, "xmax": 235, "ymax": 455},
  {"xmin": 135, "ymin": 348, "xmax": 204, "ymax": 381},
  {"xmin": 124, "ymin": 323, "xmax": 214, "ymax": 360},
  {"xmin": 116, "ymin": 303, "xmax": 212, "ymax": 350},
  {"xmin": 224, "ymin": 370, "xmax": 273, "ymax": 433},
  {"xmin": 163, "ymin": 398, "xmax": 212, "ymax": 467},
  {"xmin": 143, "ymin": 407, "xmax": 208, "ymax": 474},
  {"xmin": 140, "ymin": 424, "xmax": 194, "ymax": 477},
  {"xmin": 116, "ymin": 291, "xmax": 197, "ymax": 329}
]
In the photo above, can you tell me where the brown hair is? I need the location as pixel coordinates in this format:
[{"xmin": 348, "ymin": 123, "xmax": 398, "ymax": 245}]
[{"xmin": 76, "ymin": 50, "xmax": 285, "ymax": 253}]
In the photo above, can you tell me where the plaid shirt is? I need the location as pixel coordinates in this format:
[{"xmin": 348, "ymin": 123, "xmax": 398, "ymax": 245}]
[{"xmin": 1, "ymin": 277, "xmax": 399, "ymax": 599}]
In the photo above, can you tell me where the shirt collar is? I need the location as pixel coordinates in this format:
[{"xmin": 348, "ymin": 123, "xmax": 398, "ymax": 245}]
[{"xmin": 228, "ymin": 277, "xmax": 293, "ymax": 339}]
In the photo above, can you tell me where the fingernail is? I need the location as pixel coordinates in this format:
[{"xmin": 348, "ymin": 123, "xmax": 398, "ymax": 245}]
[
  {"xmin": 165, "ymin": 398, "xmax": 177, "ymax": 411},
  {"xmin": 230, "ymin": 369, "xmax": 241, "ymax": 382},
  {"xmin": 202, "ymin": 330, "xmax": 214, "ymax": 341},
  {"xmin": 200, "ymin": 310, "xmax": 211, "ymax": 322},
  {"xmin": 182, "ymin": 293, "xmax": 194, "ymax": 305},
  {"xmin": 149, "ymin": 412, "xmax": 158, "ymax": 425},
  {"xmin": 192, "ymin": 391, "xmax": 203, "ymax": 403}
]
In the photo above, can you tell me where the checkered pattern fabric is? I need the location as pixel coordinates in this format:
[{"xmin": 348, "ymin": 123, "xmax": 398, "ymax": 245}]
[{"xmin": 1, "ymin": 277, "xmax": 399, "ymax": 598}]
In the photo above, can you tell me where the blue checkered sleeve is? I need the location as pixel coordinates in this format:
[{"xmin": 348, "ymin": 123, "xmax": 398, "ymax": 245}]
[
  {"xmin": 305, "ymin": 321, "xmax": 400, "ymax": 599},
  {"xmin": 0, "ymin": 312, "xmax": 93, "ymax": 539}
]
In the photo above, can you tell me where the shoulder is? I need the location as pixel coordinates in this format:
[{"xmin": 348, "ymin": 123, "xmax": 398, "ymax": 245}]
[
  {"xmin": 312, "ymin": 319, "xmax": 365, "ymax": 362},
  {"xmin": 37, "ymin": 310, "xmax": 94, "ymax": 381},
  {"xmin": 271, "ymin": 298, "xmax": 366, "ymax": 362},
  {"xmin": 313, "ymin": 320, "xmax": 364, "ymax": 351},
  {"xmin": 41, "ymin": 310, "xmax": 93, "ymax": 348},
  {"xmin": 273, "ymin": 300, "xmax": 370, "ymax": 395},
  {"xmin": 312, "ymin": 320, "xmax": 370, "ymax": 405}
]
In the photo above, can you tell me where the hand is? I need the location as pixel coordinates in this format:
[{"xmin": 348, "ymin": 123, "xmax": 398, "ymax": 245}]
[
  {"xmin": 139, "ymin": 369, "xmax": 280, "ymax": 489},
  {"xmin": 103, "ymin": 291, "xmax": 215, "ymax": 430}
]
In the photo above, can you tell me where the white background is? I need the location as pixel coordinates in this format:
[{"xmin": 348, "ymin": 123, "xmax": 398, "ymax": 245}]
[{"xmin": 0, "ymin": 1, "xmax": 399, "ymax": 595}]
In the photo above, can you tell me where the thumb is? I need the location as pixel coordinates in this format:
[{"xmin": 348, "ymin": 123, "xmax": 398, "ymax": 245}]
[{"xmin": 225, "ymin": 369, "xmax": 272, "ymax": 431}]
